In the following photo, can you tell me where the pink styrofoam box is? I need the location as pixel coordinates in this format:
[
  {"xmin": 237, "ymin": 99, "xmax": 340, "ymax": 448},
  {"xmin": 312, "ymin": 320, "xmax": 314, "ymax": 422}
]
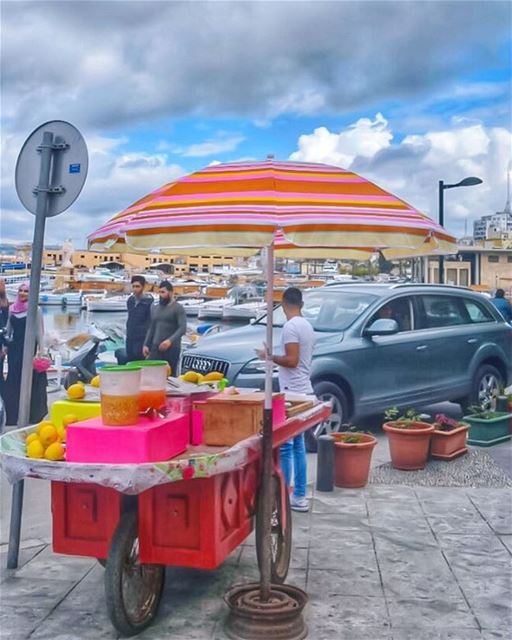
[
  {"xmin": 166, "ymin": 396, "xmax": 192, "ymax": 415},
  {"xmin": 272, "ymin": 395, "xmax": 286, "ymax": 428},
  {"xmin": 191, "ymin": 409, "xmax": 204, "ymax": 445},
  {"xmin": 66, "ymin": 413, "xmax": 189, "ymax": 464}
]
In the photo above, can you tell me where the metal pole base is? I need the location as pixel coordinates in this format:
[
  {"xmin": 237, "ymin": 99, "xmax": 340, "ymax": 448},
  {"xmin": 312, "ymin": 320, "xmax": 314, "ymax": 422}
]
[
  {"xmin": 316, "ymin": 435, "xmax": 334, "ymax": 492},
  {"xmin": 224, "ymin": 582, "xmax": 308, "ymax": 640}
]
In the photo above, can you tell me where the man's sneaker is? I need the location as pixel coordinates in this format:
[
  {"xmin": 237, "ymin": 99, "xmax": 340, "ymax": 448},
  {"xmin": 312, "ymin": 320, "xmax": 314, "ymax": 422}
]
[{"xmin": 290, "ymin": 496, "xmax": 309, "ymax": 512}]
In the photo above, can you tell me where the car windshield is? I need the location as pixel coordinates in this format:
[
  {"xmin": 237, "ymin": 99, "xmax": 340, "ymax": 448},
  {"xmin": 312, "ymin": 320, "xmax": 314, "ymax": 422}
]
[{"xmin": 257, "ymin": 290, "xmax": 377, "ymax": 331}]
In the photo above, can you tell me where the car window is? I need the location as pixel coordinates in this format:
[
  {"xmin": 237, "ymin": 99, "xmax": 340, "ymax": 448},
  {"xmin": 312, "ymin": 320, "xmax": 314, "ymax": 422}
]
[
  {"xmin": 417, "ymin": 295, "xmax": 467, "ymax": 329},
  {"xmin": 463, "ymin": 299, "xmax": 495, "ymax": 324},
  {"xmin": 368, "ymin": 297, "xmax": 413, "ymax": 332},
  {"xmin": 258, "ymin": 291, "xmax": 377, "ymax": 331}
]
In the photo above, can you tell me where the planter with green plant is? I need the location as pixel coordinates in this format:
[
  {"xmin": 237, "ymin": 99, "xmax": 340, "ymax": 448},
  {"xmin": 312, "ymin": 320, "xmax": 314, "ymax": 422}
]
[
  {"xmin": 332, "ymin": 426, "xmax": 377, "ymax": 488},
  {"xmin": 431, "ymin": 414, "xmax": 469, "ymax": 460},
  {"xmin": 463, "ymin": 405, "xmax": 512, "ymax": 447},
  {"xmin": 383, "ymin": 407, "xmax": 434, "ymax": 470}
]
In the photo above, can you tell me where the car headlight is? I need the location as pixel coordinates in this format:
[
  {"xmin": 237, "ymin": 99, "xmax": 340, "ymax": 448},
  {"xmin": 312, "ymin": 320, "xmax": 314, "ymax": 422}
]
[{"xmin": 240, "ymin": 359, "xmax": 278, "ymax": 374}]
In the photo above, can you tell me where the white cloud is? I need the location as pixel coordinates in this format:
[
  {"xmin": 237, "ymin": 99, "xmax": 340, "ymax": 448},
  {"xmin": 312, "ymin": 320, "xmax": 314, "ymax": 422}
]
[
  {"xmin": 289, "ymin": 115, "xmax": 512, "ymax": 238},
  {"xmin": 290, "ymin": 113, "xmax": 393, "ymax": 167},
  {"xmin": 181, "ymin": 134, "xmax": 245, "ymax": 158}
]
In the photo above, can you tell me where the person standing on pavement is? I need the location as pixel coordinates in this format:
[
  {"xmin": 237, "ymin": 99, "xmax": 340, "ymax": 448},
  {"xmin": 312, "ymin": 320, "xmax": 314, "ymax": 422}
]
[
  {"xmin": 143, "ymin": 280, "xmax": 187, "ymax": 376},
  {"xmin": 257, "ymin": 287, "xmax": 315, "ymax": 512},
  {"xmin": 490, "ymin": 288, "xmax": 512, "ymax": 322},
  {"xmin": 125, "ymin": 275, "xmax": 153, "ymax": 361},
  {"xmin": 0, "ymin": 278, "xmax": 10, "ymax": 396}
]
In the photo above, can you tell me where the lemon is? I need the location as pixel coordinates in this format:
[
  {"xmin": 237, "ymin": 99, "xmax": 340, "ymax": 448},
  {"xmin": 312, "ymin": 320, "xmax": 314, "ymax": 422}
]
[
  {"xmin": 67, "ymin": 383, "xmax": 86, "ymax": 400},
  {"xmin": 27, "ymin": 440, "xmax": 45, "ymax": 459},
  {"xmin": 62, "ymin": 413, "xmax": 79, "ymax": 427},
  {"xmin": 204, "ymin": 371, "xmax": 223, "ymax": 382},
  {"xmin": 90, "ymin": 375, "xmax": 100, "ymax": 388},
  {"xmin": 26, "ymin": 433, "xmax": 40, "ymax": 445},
  {"xmin": 39, "ymin": 424, "xmax": 59, "ymax": 448},
  {"xmin": 196, "ymin": 374, "xmax": 206, "ymax": 384},
  {"xmin": 44, "ymin": 442, "xmax": 65, "ymax": 461},
  {"xmin": 36, "ymin": 420, "xmax": 54, "ymax": 436},
  {"xmin": 56, "ymin": 426, "xmax": 67, "ymax": 443},
  {"xmin": 183, "ymin": 371, "xmax": 200, "ymax": 383}
]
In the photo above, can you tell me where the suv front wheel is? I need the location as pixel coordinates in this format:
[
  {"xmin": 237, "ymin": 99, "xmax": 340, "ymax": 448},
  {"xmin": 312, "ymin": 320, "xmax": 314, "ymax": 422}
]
[
  {"xmin": 459, "ymin": 364, "xmax": 504, "ymax": 413},
  {"xmin": 305, "ymin": 381, "xmax": 348, "ymax": 453}
]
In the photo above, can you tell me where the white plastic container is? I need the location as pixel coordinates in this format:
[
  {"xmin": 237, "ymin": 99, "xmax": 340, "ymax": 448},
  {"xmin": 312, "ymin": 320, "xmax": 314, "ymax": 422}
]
[
  {"xmin": 128, "ymin": 360, "xmax": 168, "ymax": 411},
  {"xmin": 100, "ymin": 365, "xmax": 142, "ymax": 426}
]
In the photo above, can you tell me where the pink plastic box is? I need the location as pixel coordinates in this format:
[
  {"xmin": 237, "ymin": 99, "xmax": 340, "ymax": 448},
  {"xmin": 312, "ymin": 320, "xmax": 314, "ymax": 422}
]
[{"xmin": 66, "ymin": 413, "xmax": 189, "ymax": 464}]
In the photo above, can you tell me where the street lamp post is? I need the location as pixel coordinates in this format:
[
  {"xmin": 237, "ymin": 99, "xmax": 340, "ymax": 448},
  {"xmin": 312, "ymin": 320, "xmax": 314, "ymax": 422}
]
[{"xmin": 438, "ymin": 176, "xmax": 483, "ymax": 284}]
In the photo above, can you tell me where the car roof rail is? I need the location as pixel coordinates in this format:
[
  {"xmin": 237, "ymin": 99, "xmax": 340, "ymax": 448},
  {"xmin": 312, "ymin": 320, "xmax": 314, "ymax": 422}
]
[{"xmin": 389, "ymin": 283, "xmax": 472, "ymax": 291}]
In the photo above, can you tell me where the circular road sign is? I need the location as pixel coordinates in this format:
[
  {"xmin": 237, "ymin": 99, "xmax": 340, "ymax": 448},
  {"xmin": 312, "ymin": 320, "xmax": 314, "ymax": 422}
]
[{"xmin": 15, "ymin": 120, "xmax": 88, "ymax": 217}]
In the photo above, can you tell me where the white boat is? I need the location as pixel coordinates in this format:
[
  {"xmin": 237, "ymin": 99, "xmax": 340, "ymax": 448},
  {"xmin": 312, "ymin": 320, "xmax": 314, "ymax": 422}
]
[
  {"xmin": 222, "ymin": 300, "xmax": 267, "ymax": 321},
  {"xmin": 179, "ymin": 298, "xmax": 205, "ymax": 317},
  {"xmin": 39, "ymin": 291, "xmax": 82, "ymax": 306},
  {"xmin": 197, "ymin": 297, "xmax": 234, "ymax": 320},
  {"xmin": 86, "ymin": 295, "xmax": 128, "ymax": 312}
]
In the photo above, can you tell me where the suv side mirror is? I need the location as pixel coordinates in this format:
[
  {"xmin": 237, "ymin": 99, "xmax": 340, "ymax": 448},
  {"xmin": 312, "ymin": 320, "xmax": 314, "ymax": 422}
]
[{"xmin": 363, "ymin": 318, "xmax": 400, "ymax": 337}]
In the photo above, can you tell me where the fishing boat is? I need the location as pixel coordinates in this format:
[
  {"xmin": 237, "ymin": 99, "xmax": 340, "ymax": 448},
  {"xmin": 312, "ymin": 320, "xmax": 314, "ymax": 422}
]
[
  {"xmin": 197, "ymin": 297, "xmax": 234, "ymax": 320},
  {"xmin": 179, "ymin": 298, "xmax": 205, "ymax": 317},
  {"xmin": 86, "ymin": 294, "xmax": 129, "ymax": 312},
  {"xmin": 222, "ymin": 300, "xmax": 267, "ymax": 321},
  {"xmin": 39, "ymin": 291, "xmax": 83, "ymax": 307}
]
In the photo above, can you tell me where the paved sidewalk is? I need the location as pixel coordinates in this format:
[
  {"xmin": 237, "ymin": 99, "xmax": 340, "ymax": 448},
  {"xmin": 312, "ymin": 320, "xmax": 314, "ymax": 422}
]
[{"xmin": 1, "ymin": 434, "xmax": 511, "ymax": 639}]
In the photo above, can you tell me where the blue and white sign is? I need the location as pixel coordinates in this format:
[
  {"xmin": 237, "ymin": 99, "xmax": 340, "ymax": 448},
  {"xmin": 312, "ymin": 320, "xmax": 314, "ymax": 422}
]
[{"xmin": 69, "ymin": 163, "xmax": 81, "ymax": 173}]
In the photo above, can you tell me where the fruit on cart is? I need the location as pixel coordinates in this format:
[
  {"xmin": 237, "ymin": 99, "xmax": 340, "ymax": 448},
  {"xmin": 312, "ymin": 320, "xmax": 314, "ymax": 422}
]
[
  {"xmin": 204, "ymin": 371, "xmax": 224, "ymax": 382},
  {"xmin": 36, "ymin": 420, "xmax": 54, "ymax": 436},
  {"xmin": 27, "ymin": 439, "xmax": 45, "ymax": 459},
  {"xmin": 39, "ymin": 424, "xmax": 59, "ymax": 448},
  {"xmin": 68, "ymin": 383, "xmax": 86, "ymax": 400},
  {"xmin": 62, "ymin": 413, "xmax": 79, "ymax": 427},
  {"xmin": 44, "ymin": 441, "xmax": 66, "ymax": 461},
  {"xmin": 182, "ymin": 371, "xmax": 200, "ymax": 383},
  {"xmin": 56, "ymin": 426, "xmax": 67, "ymax": 442},
  {"xmin": 196, "ymin": 374, "xmax": 206, "ymax": 384},
  {"xmin": 26, "ymin": 432, "xmax": 39, "ymax": 445},
  {"xmin": 90, "ymin": 375, "xmax": 100, "ymax": 388}
]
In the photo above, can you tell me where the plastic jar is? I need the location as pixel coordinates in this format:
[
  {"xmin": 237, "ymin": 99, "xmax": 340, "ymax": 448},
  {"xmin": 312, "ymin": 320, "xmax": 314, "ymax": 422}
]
[
  {"xmin": 100, "ymin": 365, "xmax": 142, "ymax": 426},
  {"xmin": 128, "ymin": 360, "xmax": 168, "ymax": 411}
]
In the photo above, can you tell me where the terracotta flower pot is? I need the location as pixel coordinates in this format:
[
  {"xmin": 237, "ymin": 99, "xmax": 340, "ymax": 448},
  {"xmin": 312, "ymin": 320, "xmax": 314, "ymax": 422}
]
[
  {"xmin": 333, "ymin": 433, "xmax": 377, "ymax": 488},
  {"xmin": 431, "ymin": 424, "xmax": 469, "ymax": 460},
  {"xmin": 383, "ymin": 421, "xmax": 434, "ymax": 470}
]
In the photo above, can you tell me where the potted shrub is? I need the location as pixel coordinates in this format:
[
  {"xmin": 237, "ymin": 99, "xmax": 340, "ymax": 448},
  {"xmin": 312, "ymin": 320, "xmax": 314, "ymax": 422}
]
[
  {"xmin": 463, "ymin": 405, "xmax": 512, "ymax": 447},
  {"xmin": 430, "ymin": 413, "xmax": 469, "ymax": 460},
  {"xmin": 332, "ymin": 426, "xmax": 377, "ymax": 488},
  {"xmin": 383, "ymin": 407, "xmax": 434, "ymax": 470}
]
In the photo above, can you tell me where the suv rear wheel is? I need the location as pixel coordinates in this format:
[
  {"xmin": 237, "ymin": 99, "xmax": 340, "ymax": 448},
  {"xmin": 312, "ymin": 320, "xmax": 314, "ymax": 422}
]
[
  {"xmin": 460, "ymin": 364, "xmax": 504, "ymax": 413},
  {"xmin": 305, "ymin": 381, "xmax": 348, "ymax": 453}
]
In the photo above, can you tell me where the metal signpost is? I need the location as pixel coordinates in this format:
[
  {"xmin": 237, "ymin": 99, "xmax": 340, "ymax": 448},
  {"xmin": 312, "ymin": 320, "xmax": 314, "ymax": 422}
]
[{"xmin": 7, "ymin": 121, "xmax": 88, "ymax": 569}]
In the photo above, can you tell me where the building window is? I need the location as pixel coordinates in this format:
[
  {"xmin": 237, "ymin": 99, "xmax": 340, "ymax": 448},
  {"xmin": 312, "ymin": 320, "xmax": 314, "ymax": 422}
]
[
  {"xmin": 80, "ymin": 254, "xmax": 85, "ymax": 259},
  {"xmin": 459, "ymin": 269, "xmax": 469, "ymax": 286},
  {"xmin": 508, "ymin": 256, "xmax": 512, "ymax": 263},
  {"xmin": 488, "ymin": 255, "xmax": 499, "ymax": 263}
]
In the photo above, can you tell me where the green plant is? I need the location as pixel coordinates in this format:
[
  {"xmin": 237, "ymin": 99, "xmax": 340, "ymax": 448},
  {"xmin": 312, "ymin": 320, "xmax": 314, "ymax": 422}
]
[
  {"xmin": 334, "ymin": 423, "xmax": 367, "ymax": 443},
  {"xmin": 433, "ymin": 413, "xmax": 467, "ymax": 432},
  {"xmin": 383, "ymin": 406, "xmax": 423, "ymax": 428},
  {"xmin": 467, "ymin": 405, "xmax": 500, "ymax": 420}
]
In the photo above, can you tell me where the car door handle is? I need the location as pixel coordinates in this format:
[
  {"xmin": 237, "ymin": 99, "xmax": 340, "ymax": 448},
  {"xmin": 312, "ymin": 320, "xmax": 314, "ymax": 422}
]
[
  {"xmin": 416, "ymin": 345, "xmax": 428, "ymax": 351},
  {"xmin": 467, "ymin": 338, "xmax": 478, "ymax": 344}
]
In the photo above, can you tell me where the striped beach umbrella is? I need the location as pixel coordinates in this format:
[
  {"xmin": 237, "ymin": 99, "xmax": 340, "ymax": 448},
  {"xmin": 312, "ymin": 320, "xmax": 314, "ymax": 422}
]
[
  {"xmin": 88, "ymin": 159, "xmax": 456, "ymax": 604},
  {"xmin": 88, "ymin": 159, "xmax": 456, "ymax": 257}
]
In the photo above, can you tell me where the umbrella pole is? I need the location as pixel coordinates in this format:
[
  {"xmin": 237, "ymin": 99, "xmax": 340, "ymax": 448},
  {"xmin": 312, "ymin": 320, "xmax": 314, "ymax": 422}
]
[{"xmin": 259, "ymin": 242, "xmax": 275, "ymax": 602}]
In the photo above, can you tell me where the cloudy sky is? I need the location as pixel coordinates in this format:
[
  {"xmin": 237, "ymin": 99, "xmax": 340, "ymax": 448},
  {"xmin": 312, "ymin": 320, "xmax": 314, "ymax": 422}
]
[{"xmin": 1, "ymin": 0, "xmax": 511, "ymax": 248}]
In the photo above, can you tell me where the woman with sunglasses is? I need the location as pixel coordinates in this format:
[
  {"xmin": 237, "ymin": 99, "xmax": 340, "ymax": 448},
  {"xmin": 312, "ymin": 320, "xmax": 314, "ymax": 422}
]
[{"xmin": 2, "ymin": 283, "xmax": 48, "ymax": 426}]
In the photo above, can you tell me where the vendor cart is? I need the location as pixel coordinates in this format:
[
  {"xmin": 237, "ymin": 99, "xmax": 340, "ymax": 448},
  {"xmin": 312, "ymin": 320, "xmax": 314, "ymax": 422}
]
[{"xmin": 0, "ymin": 402, "xmax": 330, "ymax": 637}]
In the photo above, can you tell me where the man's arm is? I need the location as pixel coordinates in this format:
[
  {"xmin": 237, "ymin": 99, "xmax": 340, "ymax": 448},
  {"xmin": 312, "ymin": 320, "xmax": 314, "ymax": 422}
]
[
  {"xmin": 144, "ymin": 306, "xmax": 156, "ymax": 349},
  {"xmin": 272, "ymin": 342, "xmax": 299, "ymax": 368},
  {"xmin": 166, "ymin": 304, "xmax": 187, "ymax": 343}
]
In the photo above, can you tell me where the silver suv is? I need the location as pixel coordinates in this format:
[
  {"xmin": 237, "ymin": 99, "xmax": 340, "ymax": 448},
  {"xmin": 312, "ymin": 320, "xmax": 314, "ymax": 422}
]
[{"xmin": 182, "ymin": 284, "xmax": 512, "ymax": 451}]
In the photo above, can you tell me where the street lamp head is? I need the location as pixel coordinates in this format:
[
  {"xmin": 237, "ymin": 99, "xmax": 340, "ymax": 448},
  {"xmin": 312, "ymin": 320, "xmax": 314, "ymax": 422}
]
[{"xmin": 457, "ymin": 176, "xmax": 483, "ymax": 187}]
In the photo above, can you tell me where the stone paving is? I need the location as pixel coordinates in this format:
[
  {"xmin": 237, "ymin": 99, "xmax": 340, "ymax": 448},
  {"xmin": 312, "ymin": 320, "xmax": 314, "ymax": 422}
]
[{"xmin": 1, "ymin": 432, "xmax": 511, "ymax": 639}]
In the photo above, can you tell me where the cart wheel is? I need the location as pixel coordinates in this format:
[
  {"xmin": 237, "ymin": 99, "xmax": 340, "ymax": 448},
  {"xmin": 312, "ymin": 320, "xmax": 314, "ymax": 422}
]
[
  {"xmin": 104, "ymin": 510, "xmax": 165, "ymax": 637},
  {"xmin": 255, "ymin": 475, "xmax": 292, "ymax": 584}
]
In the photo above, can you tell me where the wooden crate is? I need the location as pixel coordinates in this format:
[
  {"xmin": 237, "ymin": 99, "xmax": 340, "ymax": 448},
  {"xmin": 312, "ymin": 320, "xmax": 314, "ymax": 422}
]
[
  {"xmin": 194, "ymin": 393, "xmax": 285, "ymax": 446},
  {"xmin": 285, "ymin": 399, "xmax": 315, "ymax": 418}
]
